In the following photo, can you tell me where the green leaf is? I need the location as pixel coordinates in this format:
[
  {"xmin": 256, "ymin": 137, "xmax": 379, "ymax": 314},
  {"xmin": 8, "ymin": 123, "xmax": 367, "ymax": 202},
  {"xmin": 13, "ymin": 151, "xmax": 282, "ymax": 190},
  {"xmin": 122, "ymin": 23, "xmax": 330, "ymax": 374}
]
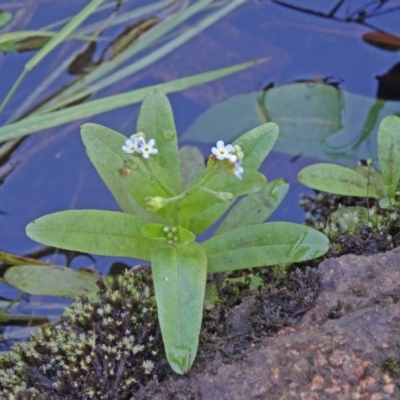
[
  {"xmin": 86, "ymin": 151, "xmax": 157, "ymax": 220},
  {"xmin": 377, "ymin": 115, "xmax": 400, "ymax": 199},
  {"xmin": 234, "ymin": 122, "xmax": 279, "ymax": 170},
  {"xmin": 214, "ymin": 178, "xmax": 289, "ymax": 236},
  {"xmin": 26, "ymin": 210, "xmax": 152, "ymax": 261},
  {"xmin": 182, "ymin": 83, "xmax": 400, "ymax": 166},
  {"xmin": 182, "ymin": 171, "xmax": 266, "ymax": 234},
  {"xmin": 81, "ymin": 123, "xmax": 170, "ymax": 221},
  {"xmin": 142, "ymin": 224, "xmax": 195, "ymax": 244},
  {"xmin": 179, "ymin": 145, "xmax": 205, "ymax": 190},
  {"xmin": 150, "ymin": 242, "xmax": 207, "ymax": 374},
  {"xmin": 298, "ymin": 163, "xmax": 383, "ymax": 199},
  {"xmin": 202, "ymin": 222, "xmax": 329, "ymax": 273},
  {"xmin": 188, "ymin": 202, "xmax": 230, "ymax": 235},
  {"xmin": 137, "ymin": 89, "xmax": 182, "ymax": 195},
  {"xmin": 352, "ymin": 164, "xmax": 386, "ymax": 197},
  {"xmin": 0, "ymin": 60, "xmax": 262, "ymax": 143},
  {"xmin": 5, "ymin": 265, "xmax": 99, "ymax": 298},
  {"xmin": 0, "ymin": 11, "xmax": 12, "ymax": 29}
]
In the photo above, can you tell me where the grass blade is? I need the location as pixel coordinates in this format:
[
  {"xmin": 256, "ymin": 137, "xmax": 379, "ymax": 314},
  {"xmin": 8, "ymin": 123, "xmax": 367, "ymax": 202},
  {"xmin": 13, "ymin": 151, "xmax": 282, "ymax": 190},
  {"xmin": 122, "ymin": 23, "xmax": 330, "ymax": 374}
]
[
  {"xmin": 0, "ymin": 59, "xmax": 266, "ymax": 143},
  {"xmin": 0, "ymin": 0, "xmax": 104, "ymax": 112}
]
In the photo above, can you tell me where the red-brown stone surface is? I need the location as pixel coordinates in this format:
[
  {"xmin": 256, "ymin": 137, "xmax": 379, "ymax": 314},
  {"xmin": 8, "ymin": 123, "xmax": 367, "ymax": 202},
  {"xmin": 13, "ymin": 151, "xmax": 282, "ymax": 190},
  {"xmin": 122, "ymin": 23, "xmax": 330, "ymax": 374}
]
[{"xmin": 138, "ymin": 248, "xmax": 400, "ymax": 399}]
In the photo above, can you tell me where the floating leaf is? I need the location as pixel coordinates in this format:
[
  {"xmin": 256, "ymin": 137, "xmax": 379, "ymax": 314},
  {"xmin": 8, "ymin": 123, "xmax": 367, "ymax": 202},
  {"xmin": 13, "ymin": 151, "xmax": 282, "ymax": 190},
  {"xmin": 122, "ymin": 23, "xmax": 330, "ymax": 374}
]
[
  {"xmin": 377, "ymin": 115, "xmax": 400, "ymax": 199},
  {"xmin": 5, "ymin": 265, "xmax": 99, "ymax": 298},
  {"xmin": 183, "ymin": 83, "xmax": 400, "ymax": 166},
  {"xmin": 26, "ymin": 210, "xmax": 152, "ymax": 261},
  {"xmin": 151, "ymin": 242, "xmax": 207, "ymax": 374},
  {"xmin": 363, "ymin": 32, "xmax": 400, "ymax": 51},
  {"xmin": 202, "ymin": 222, "xmax": 329, "ymax": 273},
  {"xmin": 298, "ymin": 163, "xmax": 383, "ymax": 199}
]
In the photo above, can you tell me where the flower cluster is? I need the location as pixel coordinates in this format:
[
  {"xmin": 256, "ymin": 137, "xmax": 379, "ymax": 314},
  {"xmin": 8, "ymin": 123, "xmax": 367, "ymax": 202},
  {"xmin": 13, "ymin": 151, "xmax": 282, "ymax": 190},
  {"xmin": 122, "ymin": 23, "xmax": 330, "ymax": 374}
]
[
  {"xmin": 122, "ymin": 132, "xmax": 158, "ymax": 159},
  {"xmin": 211, "ymin": 140, "xmax": 244, "ymax": 180}
]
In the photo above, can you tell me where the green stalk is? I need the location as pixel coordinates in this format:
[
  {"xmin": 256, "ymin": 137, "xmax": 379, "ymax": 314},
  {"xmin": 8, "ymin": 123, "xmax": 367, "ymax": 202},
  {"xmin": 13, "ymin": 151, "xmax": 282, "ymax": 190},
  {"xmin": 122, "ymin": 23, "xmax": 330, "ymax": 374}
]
[{"xmin": 0, "ymin": 0, "xmax": 104, "ymax": 113}]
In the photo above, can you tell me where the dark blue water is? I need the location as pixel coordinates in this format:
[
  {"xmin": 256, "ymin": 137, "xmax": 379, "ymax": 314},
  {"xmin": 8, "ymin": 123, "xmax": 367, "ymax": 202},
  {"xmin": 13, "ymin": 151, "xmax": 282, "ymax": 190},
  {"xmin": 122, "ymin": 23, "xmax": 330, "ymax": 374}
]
[{"xmin": 0, "ymin": 0, "xmax": 399, "ymax": 325}]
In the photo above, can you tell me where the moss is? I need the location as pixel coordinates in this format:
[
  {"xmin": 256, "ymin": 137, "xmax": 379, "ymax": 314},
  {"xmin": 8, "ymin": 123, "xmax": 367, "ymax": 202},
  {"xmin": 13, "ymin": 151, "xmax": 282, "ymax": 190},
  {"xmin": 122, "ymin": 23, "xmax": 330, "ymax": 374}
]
[
  {"xmin": 300, "ymin": 191, "xmax": 400, "ymax": 257},
  {"xmin": 382, "ymin": 348, "xmax": 400, "ymax": 387},
  {"xmin": 0, "ymin": 270, "xmax": 162, "ymax": 400},
  {"xmin": 0, "ymin": 263, "xmax": 322, "ymax": 399}
]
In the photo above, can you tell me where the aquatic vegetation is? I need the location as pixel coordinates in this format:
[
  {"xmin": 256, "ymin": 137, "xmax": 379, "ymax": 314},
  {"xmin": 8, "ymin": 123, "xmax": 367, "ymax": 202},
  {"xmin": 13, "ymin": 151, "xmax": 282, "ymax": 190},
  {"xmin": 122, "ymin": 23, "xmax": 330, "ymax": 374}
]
[
  {"xmin": 0, "ymin": 264, "xmax": 322, "ymax": 399},
  {"xmin": 0, "ymin": 0, "xmax": 260, "ymax": 143},
  {"xmin": 298, "ymin": 115, "xmax": 400, "ymax": 209},
  {"xmin": 183, "ymin": 83, "xmax": 400, "ymax": 166},
  {"xmin": 302, "ymin": 200, "xmax": 400, "ymax": 257},
  {"xmin": 24, "ymin": 89, "xmax": 328, "ymax": 374},
  {"xmin": 0, "ymin": 0, "xmax": 267, "ymax": 338}
]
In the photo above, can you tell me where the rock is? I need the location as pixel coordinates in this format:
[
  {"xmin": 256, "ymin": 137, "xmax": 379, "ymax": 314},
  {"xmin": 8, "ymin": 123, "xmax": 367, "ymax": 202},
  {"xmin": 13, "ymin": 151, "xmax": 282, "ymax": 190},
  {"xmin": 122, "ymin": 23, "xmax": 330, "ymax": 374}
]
[{"xmin": 140, "ymin": 248, "xmax": 400, "ymax": 399}]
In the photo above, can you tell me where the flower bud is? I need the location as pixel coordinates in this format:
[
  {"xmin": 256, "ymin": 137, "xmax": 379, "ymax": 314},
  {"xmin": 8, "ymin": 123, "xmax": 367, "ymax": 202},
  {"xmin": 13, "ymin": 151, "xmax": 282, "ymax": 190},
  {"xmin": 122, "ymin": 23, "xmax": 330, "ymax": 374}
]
[
  {"xmin": 229, "ymin": 154, "xmax": 238, "ymax": 163},
  {"xmin": 215, "ymin": 191, "xmax": 234, "ymax": 202},
  {"xmin": 145, "ymin": 196, "xmax": 168, "ymax": 212}
]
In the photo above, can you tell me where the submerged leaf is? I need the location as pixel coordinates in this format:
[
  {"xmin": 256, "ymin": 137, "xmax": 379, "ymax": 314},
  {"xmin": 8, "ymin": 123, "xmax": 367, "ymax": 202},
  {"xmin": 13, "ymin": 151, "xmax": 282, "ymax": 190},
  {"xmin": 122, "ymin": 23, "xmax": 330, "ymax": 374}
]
[
  {"xmin": 202, "ymin": 222, "xmax": 329, "ymax": 273},
  {"xmin": 377, "ymin": 115, "xmax": 400, "ymax": 198},
  {"xmin": 5, "ymin": 265, "xmax": 99, "ymax": 298},
  {"xmin": 150, "ymin": 242, "xmax": 207, "ymax": 374},
  {"xmin": 26, "ymin": 210, "xmax": 152, "ymax": 261},
  {"xmin": 183, "ymin": 83, "xmax": 400, "ymax": 166},
  {"xmin": 0, "ymin": 11, "xmax": 12, "ymax": 29}
]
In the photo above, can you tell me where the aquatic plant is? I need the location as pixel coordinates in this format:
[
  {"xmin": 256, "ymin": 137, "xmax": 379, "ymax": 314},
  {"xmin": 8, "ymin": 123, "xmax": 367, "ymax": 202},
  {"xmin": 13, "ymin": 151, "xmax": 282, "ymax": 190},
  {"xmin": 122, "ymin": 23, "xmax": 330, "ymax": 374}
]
[
  {"xmin": 24, "ymin": 89, "xmax": 328, "ymax": 374},
  {"xmin": 298, "ymin": 115, "xmax": 400, "ymax": 209}
]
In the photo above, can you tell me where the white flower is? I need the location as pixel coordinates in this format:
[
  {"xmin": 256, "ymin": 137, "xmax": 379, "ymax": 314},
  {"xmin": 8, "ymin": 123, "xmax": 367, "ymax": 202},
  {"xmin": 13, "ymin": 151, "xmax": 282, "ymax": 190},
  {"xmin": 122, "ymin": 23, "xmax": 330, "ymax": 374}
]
[
  {"xmin": 122, "ymin": 137, "xmax": 142, "ymax": 154},
  {"xmin": 140, "ymin": 139, "xmax": 158, "ymax": 159},
  {"xmin": 211, "ymin": 140, "xmax": 234, "ymax": 160},
  {"xmin": 233, "ymin": 160, "xmax": 244, "ymax": 180}
]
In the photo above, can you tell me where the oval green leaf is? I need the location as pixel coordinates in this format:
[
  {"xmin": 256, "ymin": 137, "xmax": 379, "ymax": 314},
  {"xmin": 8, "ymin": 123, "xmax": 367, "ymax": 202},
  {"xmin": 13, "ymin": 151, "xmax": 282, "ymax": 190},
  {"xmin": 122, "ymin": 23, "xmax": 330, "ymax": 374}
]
[
  {"xmin": 5, "ymin": 265, "xmax": 99, "ymax": 298},
  {"xmin": 298, "ymin": 163, "xmax": 383, "ymax": 199},
  {"xmin": 81, "ymin": 123, "xmax": 170, "ymax": 221},
  {"xmin": 26, "ymin": 210, "xmax": 152, "ymax": 261},
  {"xmin": 137, "ymin": 89, "xmax": 182, "ymax": 195},
  {"xmin": 151, "ymin": 242, "xmax": 207, "ymax": 374},
  {"xmin": 202, "ymin": 222, "xmax": 329, "ymax": 273}
]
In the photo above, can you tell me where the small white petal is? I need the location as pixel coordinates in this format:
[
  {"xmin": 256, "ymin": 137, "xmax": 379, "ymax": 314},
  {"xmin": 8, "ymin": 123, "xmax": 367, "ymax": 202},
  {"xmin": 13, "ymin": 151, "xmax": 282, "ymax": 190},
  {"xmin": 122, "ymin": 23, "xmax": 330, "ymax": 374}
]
[
  {"xmin": 122, "ymin": 145, "xmax": 134, "ymax": 154},
  {"xmin": 225, "ymin": 144, "xmax": 233, "ymax": 153},
  {"xmin": 148, "ymin": 139, "xmax": 155, "ymax": 147},
  {"xmin": 234, "ymin": 161, "xmax": 244, "ymax": 180},
  {"xmin": 216, "ymin": 140, "xmax": 225, "ymax": 149},
  {"xmin": 150, "ymin": 148, "xmax": 158, "ymax": 155}
]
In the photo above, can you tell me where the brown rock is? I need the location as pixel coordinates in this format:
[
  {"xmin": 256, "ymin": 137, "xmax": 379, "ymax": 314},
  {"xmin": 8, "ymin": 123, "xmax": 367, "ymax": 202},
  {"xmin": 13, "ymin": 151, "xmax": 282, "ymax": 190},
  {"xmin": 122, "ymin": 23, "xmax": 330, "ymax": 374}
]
[{"xmin": 138, "ymin": 248, "xmax": 400, "ymax": 399}]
